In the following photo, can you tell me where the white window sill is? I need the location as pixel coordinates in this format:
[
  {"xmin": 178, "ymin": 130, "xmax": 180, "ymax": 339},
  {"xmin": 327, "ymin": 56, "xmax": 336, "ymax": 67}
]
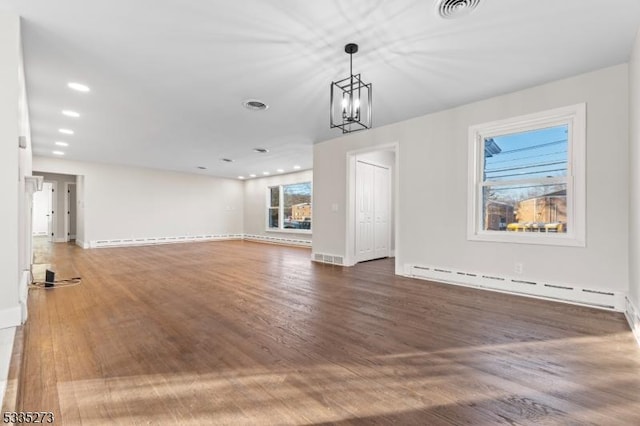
[
  {"xmin": 266, "ymin": 228, "xmax": 312, "ymax": 235},
  {"xmin": 468, "ymin": 231, "xmax": 585, "ymax": 247}
]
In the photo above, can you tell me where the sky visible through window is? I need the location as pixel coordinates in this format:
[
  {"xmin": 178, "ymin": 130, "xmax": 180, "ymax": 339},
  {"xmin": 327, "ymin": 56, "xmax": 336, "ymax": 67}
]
[{"xmin": 485, "ymin": 125, "xmax": 568, "ymax": 183}]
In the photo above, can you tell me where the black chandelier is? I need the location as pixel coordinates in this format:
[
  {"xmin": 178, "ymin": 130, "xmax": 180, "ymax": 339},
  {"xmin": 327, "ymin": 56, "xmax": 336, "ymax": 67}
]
[{"xmin": 330, "ymin": 43, "xmax": 372, "ymax": 134}]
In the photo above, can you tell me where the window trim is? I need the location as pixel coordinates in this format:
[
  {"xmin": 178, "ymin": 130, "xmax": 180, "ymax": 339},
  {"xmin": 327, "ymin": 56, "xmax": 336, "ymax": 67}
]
[
  {"xmin": 467, "ymin": 103, "xmax": 586, "ymax": 247},
  {"xmin": 266, "ymin": 181, "xmax": 313, "ymax": 234}
]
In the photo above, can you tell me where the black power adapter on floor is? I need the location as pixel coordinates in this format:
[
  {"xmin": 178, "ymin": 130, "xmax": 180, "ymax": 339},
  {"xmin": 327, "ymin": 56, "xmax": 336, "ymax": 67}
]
[{"xmin": 45, "ymin": 269, "xmax": 55, "ymax": 288}]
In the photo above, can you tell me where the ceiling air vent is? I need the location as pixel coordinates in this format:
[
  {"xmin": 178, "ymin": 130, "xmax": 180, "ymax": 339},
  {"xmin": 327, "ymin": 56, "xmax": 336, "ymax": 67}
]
[
  {"xmin": 242, "ymin": 99, "xmax": 269, "ymax": 111},
  {"xmin": 435, "ymin": 0, "xmax": 481, "ymax": 19}
]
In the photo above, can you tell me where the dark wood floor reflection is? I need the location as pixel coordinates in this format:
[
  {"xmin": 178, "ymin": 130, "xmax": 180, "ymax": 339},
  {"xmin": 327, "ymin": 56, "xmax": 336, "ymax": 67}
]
[{"xmin": 16, "ymin": 239, "xmax": 640, "ymax": 424}]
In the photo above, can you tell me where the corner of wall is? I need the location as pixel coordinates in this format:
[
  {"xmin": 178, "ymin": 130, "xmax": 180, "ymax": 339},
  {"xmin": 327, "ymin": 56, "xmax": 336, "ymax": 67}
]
[
  {"xmin": 625, "ymin": 296, "xmax": 640, "ymax": 347},
  {"xmin": 629, "ymin": 27, "xmax": 640, "ymax": 314}
]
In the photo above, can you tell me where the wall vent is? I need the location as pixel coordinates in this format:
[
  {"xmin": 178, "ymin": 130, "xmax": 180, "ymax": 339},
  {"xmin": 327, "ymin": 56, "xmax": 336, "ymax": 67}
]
[{"xmin": 311, "ymin": 252, "xmax": 344, "ymax": 266}]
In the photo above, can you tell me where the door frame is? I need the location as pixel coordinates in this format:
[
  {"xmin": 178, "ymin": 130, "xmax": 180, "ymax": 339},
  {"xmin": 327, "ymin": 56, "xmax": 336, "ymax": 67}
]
[
  {"xmin": 47, "ymin": 181, "xmax": 57, "ymax": 242},
  {"xmin": 64, "ymin": 182, "xmax": 77, "ymax": 242},
  {"xmin": 345, "ymin": 142, "xmax": 399, "ymax": 270}
]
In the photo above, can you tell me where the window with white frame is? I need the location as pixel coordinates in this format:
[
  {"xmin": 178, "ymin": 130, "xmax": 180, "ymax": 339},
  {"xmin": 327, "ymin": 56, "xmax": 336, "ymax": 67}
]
[
  {"xmin": 468, "ymin": 104, "xmax": 586, "ymax": 246},
  {"xmin": 267, "ymin": 182, "xmax": 312, "ymax": 232}
]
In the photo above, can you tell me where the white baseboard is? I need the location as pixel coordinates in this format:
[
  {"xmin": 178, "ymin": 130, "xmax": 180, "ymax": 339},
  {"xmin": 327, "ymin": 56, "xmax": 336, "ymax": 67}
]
[
  {"xmin": 0, "ymin": 327, "xmax": 16, "ymax": 413},
  {"xmin": 244, "ymin": 234, "xmax": 312, "ymax": 248},
  {"xmin": 86, "ymin": 234, "xmax": 311, "ymax": 249},
  {"xmin": 89, "ymin": 234, "xmax": 244, "ymax": 248},
  {"xmin": 403, "ymin": 263, "xmax": 625, "ymax": 312},
  {"xmin": 625, "ymin": 296, "xmax": 640, "ymax": 347},
  {"xmin": 0, "ymin": 306, "xmax": 21, "ymax": 331},
  {"xmin": 54, "ymin": 237, "xmax": 66, "ymax": 243}
]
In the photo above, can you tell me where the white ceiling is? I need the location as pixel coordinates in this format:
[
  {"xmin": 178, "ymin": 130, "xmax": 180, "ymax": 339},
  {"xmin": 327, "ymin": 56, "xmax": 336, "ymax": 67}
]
[{"xmin": 1, "ymin": 0, "xmax": 639, "ymax": 179}]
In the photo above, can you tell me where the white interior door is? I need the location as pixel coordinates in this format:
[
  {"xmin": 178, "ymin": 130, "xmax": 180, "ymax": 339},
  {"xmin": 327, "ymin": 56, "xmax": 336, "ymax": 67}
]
[
  {"xmin": 32, "ymin": 182, "xmax": 53, "ymax": 239},
  {"xmin": 356, "ymin": 161, "xmax": 374, "ymax": 262},
  {"xmin": 356, "ymin": 161, "xmax": 390, "ymax": 262}
]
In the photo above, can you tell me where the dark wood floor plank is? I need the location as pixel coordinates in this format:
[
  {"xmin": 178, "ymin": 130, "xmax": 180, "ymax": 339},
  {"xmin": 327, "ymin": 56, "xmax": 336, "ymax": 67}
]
[{"xmin": 15, "ymin": 238, "xmax": 640, "ymax": 424}]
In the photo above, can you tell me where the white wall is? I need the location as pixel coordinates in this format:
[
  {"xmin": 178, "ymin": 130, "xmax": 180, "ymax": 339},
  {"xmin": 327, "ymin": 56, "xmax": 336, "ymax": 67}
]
[
  {"xmin": 314, "ymin": 64, "xmax": 629, "ymax": 294},
  {"xmin": 32, "ymin": 157, "xmax": 244, "ymax": 246},
  {"xmin": 0, "ymin": 13, "xmax": 31, "ymax": 329},
  {"xmin": 32, "ymin": 172, "xmax": 78, "ymax": 241},
  {"xmin": 243, "ymin": 170, "xmax": 313, "ymax": 243},
  {"xmin": 1, "ymin": 13, "xmax": 31, "ymax": 407},
  {"xmin": 630, "ymin": 29, "xmax": 640, "ymax": 310}
]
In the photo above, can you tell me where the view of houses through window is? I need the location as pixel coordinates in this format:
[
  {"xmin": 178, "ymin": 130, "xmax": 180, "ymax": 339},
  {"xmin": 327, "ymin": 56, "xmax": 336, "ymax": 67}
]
[
  {"xmin": 268, "ymin": 182, "xmax": 312, "ymax": 231},
  {"xmin": 482, "ymin": 124, "xmax": 568, "ymax": 233}
]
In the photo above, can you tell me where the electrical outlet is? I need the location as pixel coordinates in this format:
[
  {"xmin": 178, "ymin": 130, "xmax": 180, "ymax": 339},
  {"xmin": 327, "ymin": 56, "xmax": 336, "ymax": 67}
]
[{"xmin": 514, "ymin": 262, "xmax": 524, "ymax": 275}]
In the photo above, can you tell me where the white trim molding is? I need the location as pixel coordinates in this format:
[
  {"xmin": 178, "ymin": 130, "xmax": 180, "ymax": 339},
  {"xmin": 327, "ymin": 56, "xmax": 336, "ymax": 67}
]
[
  {"xmin": 403, "ymin": 263, "xmax": 625, "ymax": 312},
  {"xmin": 19, "ymin": 271, "xmax": 29, "ymax": 323},
  {"xmin": 625, "ymin": 297, "xmax": 640, "ymax": 347},
  {"xmin": 90, "ymin": 234, "xmax": 244, "ymax": 248},
  {"xmin": 88, "ymin": 234, "xmax": 311, "ymax": 249},
  {"xmin": 245, "ymin": 234, "xmax": 312, "ymax": 248}
]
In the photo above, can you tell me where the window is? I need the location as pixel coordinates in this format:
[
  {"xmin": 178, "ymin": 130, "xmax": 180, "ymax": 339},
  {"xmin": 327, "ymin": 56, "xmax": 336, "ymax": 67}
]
[
  {"xmin": 267, "ymin": 182, "xmax": 312, "ymax": 232},
  {"xmin": 468, "ymin": 104, "xmax": 585, "ymax": 246}
]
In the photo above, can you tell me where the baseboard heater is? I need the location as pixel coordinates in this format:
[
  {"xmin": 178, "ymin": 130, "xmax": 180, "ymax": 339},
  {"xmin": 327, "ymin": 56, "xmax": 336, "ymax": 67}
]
[{"xmin": 404, "ymin": 264, "xmax": 624, "ymax": 312}]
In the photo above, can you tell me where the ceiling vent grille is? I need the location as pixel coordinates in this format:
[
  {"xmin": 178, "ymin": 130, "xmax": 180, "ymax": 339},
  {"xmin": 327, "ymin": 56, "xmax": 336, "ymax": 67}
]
[
  {"xmin": 435, "ymin": 0, "xmax": 481, "ymax": 19},
  {"xmin": 242, "ymin": 99, "xmax": 269, "ymax": 111}
]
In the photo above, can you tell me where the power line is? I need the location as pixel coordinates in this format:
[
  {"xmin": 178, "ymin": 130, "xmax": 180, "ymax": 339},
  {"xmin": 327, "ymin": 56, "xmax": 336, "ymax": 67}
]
[
  {"xmin": 486, "ymin": 160, "xmax": 567, "ymax": 174},
  {"xmin": 487, "ymin": 168, "xmax": 567, "ymax": 180}
]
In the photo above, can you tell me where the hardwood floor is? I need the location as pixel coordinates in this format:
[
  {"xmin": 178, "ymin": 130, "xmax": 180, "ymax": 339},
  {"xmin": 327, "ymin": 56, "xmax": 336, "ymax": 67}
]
[{"xmin": 13, "ymin": 239, "xmax": 640, "ymax": 424}]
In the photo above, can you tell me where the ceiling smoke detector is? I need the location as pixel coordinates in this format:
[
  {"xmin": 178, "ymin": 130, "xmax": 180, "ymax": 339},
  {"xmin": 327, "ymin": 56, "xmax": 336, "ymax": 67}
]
[
  {"xmin": 435, "ymin": 0, "xmax": 481, "ymax": 19},
  {"xmin": 242, "ymin": 99, "xmax": 269, "ymax": 111}
]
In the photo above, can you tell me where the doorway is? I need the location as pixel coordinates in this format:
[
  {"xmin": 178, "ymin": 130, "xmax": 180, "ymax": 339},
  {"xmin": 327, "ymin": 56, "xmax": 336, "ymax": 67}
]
[
  {"xmin": 346, "ymin": 144, "xmax": 398, "ymax": 267},
  {"xmin": 65, "ymin": 183, "xmax": 77, "ymax": 242},
  {"xmin": 32, "ymin": 181, "xmax": 55, "ymax": 242},
  {"xmin": 355, "ymin": 160, "xmax": 391, "ymax": 262}
]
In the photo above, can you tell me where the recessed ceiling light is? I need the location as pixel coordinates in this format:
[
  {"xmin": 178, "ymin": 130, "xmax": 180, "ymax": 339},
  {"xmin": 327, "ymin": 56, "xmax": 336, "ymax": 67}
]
[
  {"xmin": 263, "ymin": 172, "xmax": 270, "ymax": 175},
  {"xmin": 293, "ymin": 165, "xmax": 301, "ymax": 170},
  {"xmin": 220, "ymin": 158, "xmax": 233, "ymax": 163},
  {"xmin": 242, "ymin": 99, "xmax": 269, "ymax": 111},
  {"xmin": 68, "ymin": 82, "xmax": 90, "ymax": 92},
  {"xmin": 238, "ymin": 176, "xmax": 245, "ymax": 180},
  {"xmin": 277, "ymin": 169, "xmax": 284, "ymax": 173},
  {"xmin": 55, "ymin": 141, "xmax": 69, "ymax": 147},
  {"xmin": 62, "ymin": 110, "xmax": 80, "ymax": 118},
  {"xmin": 59, "ymin": 128, "xmax": 74, "ymax": 135},
  {"xmin": 249, "ymin": 174, "xmax": 257, "ymax": 178},
  {"xmin": 253, "ymin": 148, "xmax": 269, "ymax": 153},
  {"xmin": 196, "ymin": 166, "xmax": 207, "ymax": 170},
  {"xmin": 52, "ymin": 151, "xmax": 65, "ymax": 155}
]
